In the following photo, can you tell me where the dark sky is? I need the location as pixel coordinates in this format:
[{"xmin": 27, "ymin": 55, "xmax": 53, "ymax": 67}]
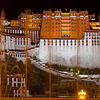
[{"xmin": 0, "ymin": 0, "xmax": 100, "ymax": 20}]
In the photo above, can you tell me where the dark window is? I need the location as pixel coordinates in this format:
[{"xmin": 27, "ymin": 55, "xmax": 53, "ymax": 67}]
[
  {"xmin": 67, "ymin": 40, "xmax": 68, "ymax": 45},
  {"xmin": 44, "ymin": 40, "xmax": 45, "ymax": 45},
  {"xmin": 75, "ymin": 40, "xmax": 76, "ymax": 45},
  {"xmin": 55, "ymin": 40, "xmax": 57, "ymax": 45},
  {"xmin": 59, "ymin": 40, "xmax": 61, "ymax": 45},
  {"xmin": 86, "ymin": 40, "xmax": 88, "ymax": 46},
  {"xmin": 10, "ymin": 37, "xmax": 12, "ymax": 41},
  {"xmin": 48, "ymin": 40, "xmax": 49, "ymax": 45},
  {"xmin": 71, "ymin": 40, "xmax": 72, "ymax": 46},
  {"xmin": 82, "ymin": 40, "xmax": 84, "ymax": 45},
  {"xmin": 63, "ymin": 40, "xmax": 65, "ymax": 45},
  {"xmin": 78, "ymin": 40, "xmax": 80, "ymax": 45},
  {"xmin": 51, "ymin": 40, "xmax": 53, "ymax": 45},
  {"xmin": 5, "ymin": 36, "xmax": 6, "ymax": 43}
]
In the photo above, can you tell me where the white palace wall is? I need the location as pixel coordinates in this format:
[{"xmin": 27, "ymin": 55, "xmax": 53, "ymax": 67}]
[
  {"xmin": 0, "ymin": 30, "xmax": 100, "ymax": 68},
  {"xmin": 33, "ymin": 31, "xmax": 100, "ymax": 68}
]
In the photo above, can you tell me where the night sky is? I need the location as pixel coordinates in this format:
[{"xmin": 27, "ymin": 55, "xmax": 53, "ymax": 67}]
[{"xmin": 0, "ymin": 0, "xmax": 100, "ymax": 20}]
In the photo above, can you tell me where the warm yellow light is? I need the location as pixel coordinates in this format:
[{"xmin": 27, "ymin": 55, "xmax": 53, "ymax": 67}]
[
  {"xmin": 78, "ymin": 90, "xmax": 86, "ymax": 95},
  {"xmin": 78, "ymin": 90, "xmax": 86, "ymax": 99},
  {"xmin": 80, "ymin": 96, "xmax": 85, "ymax": 99}
]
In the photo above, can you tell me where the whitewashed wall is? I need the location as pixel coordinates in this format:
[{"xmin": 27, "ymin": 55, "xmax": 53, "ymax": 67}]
[
  {"xmin": 33, "ymin": 36, "xmax": 100, "ymax": 68},
  {"xmin": 0, "ymin": 31, "xmax": 100, "ymax": 68}
]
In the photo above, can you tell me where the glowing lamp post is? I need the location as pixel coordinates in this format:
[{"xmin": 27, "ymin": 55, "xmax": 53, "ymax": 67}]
[{"xmin": 78, "ymin": 90, "xmax": 86, "ymax": 99}]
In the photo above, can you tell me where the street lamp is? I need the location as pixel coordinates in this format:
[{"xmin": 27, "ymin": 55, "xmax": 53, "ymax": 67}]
[{"xmin": 78, "ymin": 90, "xmax": 86, "ymax": 99}]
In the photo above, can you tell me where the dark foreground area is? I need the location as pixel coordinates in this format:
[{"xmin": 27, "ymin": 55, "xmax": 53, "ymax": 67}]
[{"xmin": 1, "ymin": 97, "xmax": 100, "ymax": 100}]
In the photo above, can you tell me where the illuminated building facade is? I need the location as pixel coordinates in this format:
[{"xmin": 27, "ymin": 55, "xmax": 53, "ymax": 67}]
[
  {"xmin": 89, "ymin": 13, "xmax": 100, "ymax": 30},
  {"xmin": 0, "ymin": 9, "xmax": 100, "ymax": 97},
  {"xmin": 34, "ymin": 29, "xmax": 100, "ymax": 68},
  {"xmin": 18, "ymin": 10, "xmax": 42, "ymax": 29},
  {"xmin": 5, "ymin": 27, "xmax": 40, "ymax": 46},
  {"xmin": 0, "ymin": 9, "xmax": 99, "ymax": 67},
  {"xmin": 89, "ymin": 22, "xmax": 100, "ymax": 30},
  {"xmin": 40, "ymin": 10, "xmax": 90, "ymax": 38},
  {"xmin": 10, "ymin": 20, "xmax": 20, "ymax": 27}
]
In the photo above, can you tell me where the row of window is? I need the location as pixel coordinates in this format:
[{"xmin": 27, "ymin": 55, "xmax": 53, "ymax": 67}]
[
  {"xmin": 31, "ymin": 32, "xmax": 39, "ymax": 42},
  {"xmin": 22, "ymin": 24, "xmax": 39, "ymax": 27},
  {"xmin": 6, "ymin": 29, "xmax": 39, "ymax": 35},
  {"xmin": 45, "ymin": 22, "xmax": 60, "ymax": 24},
  {"xmin": 45, "ymin": 29, "xmax": 61, "ymax": 31},
  {"xmin": 15, "ymin": 54, "xmax": 26, "ymax": 57},
  {"xmin": 45, "ymin": 17, "xmax": 87, "ymax": 21},
  {"xmin": 85, "ymin": 36, "xmax": 99, "ymax": 38},
  {"xmin": 14, "ymin": 38, "xmax": 26, "ymax": 45},
  {"xmin": 45, "ymin": 26, "xmax": 61, "ymax": 28},
  {"xmin": 11, "ymin": 23, "xmax": 20, "ymax": 25},
  {"xmin": 45, "ymin": 25, "xmax": 86, "ymax": 28},
  {"xmin": 71, "ymin": 22, "xmax": 86, "ymax": 24},
  {"xmin": 85, "ymin": 33, "xmax": 98, "ymax": 36},
  {"xmin": 21, "ymin": 16, "xmax": 42, "ymax": 19},
  {"xmin": 71, "ymin": 18, "xmax": 86, "ymax": 21},
  {"xmin": 22, "ymin": 20, "xmax": 41, "ymax": 24},
  {"xmin": 71, "ymin": 30, "xmax": 84, "ymax": 31},
  {"xmin": 10, "ymin": 53, "xmax": 26, "ymax": 58},
  {"xmin": 43, "ymin": 40, "xmax": 100, "ymax": 46},
  {"xmin": 45, "ymin": 18, "xmax": 60, "ymax": 21},
  {"xmin": 45, "ymin": 33, "xmax": 61, "ymax": 35},
  {"xmin": 5, "ymin": 29, "xmax": 39, "ymax": 43},
  {"xmin": 71, "ymin": 26, "xmax": 86, "ymax": 28},
  {"xmin": 13, "ymin": 83, "xmax": 25, "ymax": 87},
  {"xmin": 44, "ymin": 13, "xmax": 88, "ymax": 16}
]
